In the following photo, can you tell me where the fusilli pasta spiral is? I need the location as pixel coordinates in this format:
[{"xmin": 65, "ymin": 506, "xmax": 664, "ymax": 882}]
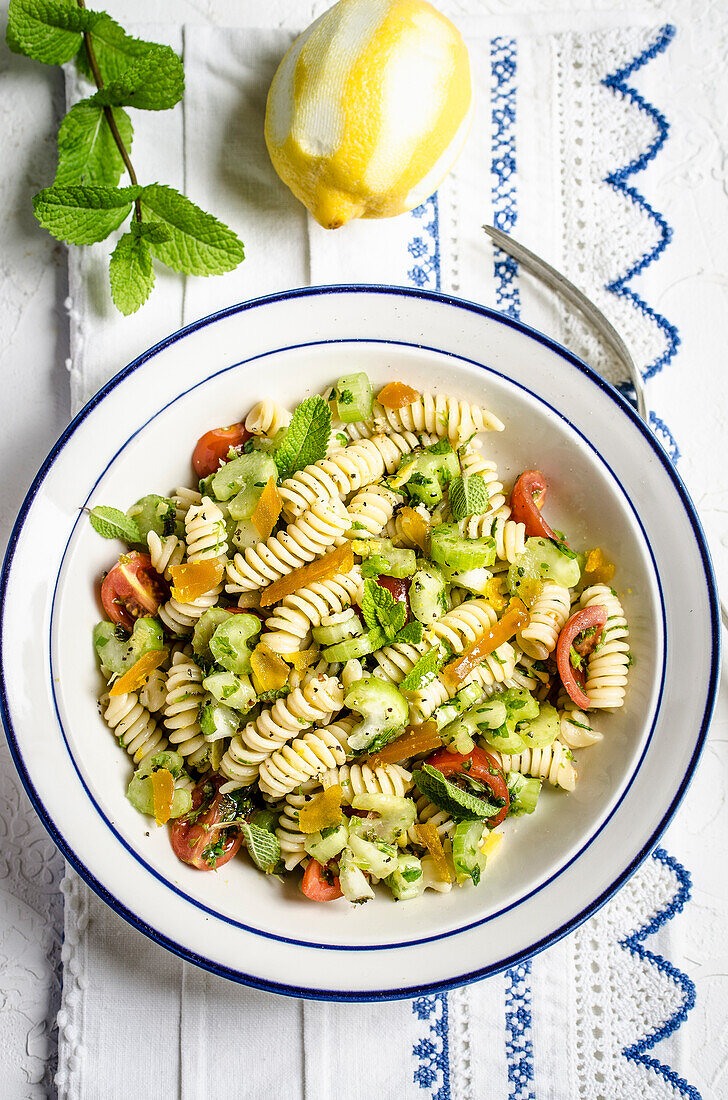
[
  {"xmin": 275, "ymin": 780, "xmax": 322, "ymax": 870},
  {"xmin": 260, "ymin": 567, "xmax": 363, "ymax": 653},
  {"xmin": 102, "ymin": 691, "xmax": 166, "ymax": 765},
  {"xmin": 426, "ymin": 599, "xmax": 497, "ymax": 653},
  {"xmin": 245, "ymin": 399, "xmax": 291, "ymax": 437},
  {"xmin": 147, "ymin": 531, "xmax": 184, "ymax": 581},
  {"xmin": 162, "ymin": 650, "xmax": 209, "ymax": 768},
  {"xmin": 559, "ymin": 708, "xmax": 603, "ymax": 749},
  {"xmin": 346, "ymin": 483, "xmax": 403, "ymax": 538},
  {"xmin": 579, "ymin": 584, "xmax": 630, "ymax": 709},
  {"xmin": 362, "ymin": 393, "xmax": 504, "ymax": 445},
  {"xmin": 278, "ymin": 432, "xmax": 422, "ymax": 519},
  {"xmin": 219, "ymin": 675, "xmax": 344, "ymax": 787},
  {"xmin": 185, "ymin": 496, "xmax": 228, "ymax": 562},
  {"xmin": 172, "ymin": 485, "xmax": 201, "ymax": 528},
  {"xmin": 493, "ymin": 740, "xmax": 577, "ymax": 791},
  {"xmin": 138, "ymin": 667, "xmax": 167, "ymax": 713},
  {"xmin": 258, "ymin": 719, "xmax": 352, "ymax": 798},
  {"xmin": 322, "ymin": 761, "xmax": 413, "ymax": 802},
  {"xmin": 225, "ymin": 499, "xmax": 349, "ymax": 594},
  {"xmin": 516, "ymin": 582, "xmax": 571, "ymax": 660},
  {"xmin": 373, "ymin": 640, "xmax": 428, "ymax": 684}
]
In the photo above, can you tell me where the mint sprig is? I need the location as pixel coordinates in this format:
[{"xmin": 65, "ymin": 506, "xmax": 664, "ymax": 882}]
[
  {"xmin": 413, "ymin": 764, "xmax": 501, "ymax": 821},
  {"xmin": 449, "ymin": 474, "xmax": 490, "ymax": 522},
  {"xmin": 361, "ymin": 578, "xmax": 406, "ymax": 641},
  {"xmin": 274, "ymin": 396, "xmax": 332, "ymax": 480},
  {"xmin": 6, "ymin": 0, "xmax": 244, "ymax": 314},
  {"xmin": 88, "ymin": 505, "xmax": 140, "ymax": 543}
]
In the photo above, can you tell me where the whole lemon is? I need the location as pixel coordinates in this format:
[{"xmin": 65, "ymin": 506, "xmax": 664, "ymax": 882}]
[{"xmin": 264, "ymin": 0, "xmax": 472, "ymax": 229}]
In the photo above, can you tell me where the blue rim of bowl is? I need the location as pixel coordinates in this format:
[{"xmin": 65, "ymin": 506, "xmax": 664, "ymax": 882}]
[
  {"xmin": 46, "ymin": 334, "xmax": 668, "ymax": 951},
  {"xmin": 0, "ymin": 284, "xmax": 721, "ymax": 1002}
]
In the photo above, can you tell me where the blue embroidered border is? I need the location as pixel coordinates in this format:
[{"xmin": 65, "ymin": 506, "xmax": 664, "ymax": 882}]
[
  {"xmin": 621, "ymin": 849, "xmax": 700, "ymax": 1098},
  {"xmin": 488, "ymin": 35, "xmax": 538, "ymax": 1097},
  {"xmin": 505, "ymin": 964, "xmax": 536, "ymax": 1100},
  {"xmin": 408, "ymin": 195, "xmax": 441, "ymax": 291},
  {"xmin": 412, "ymin": 994, "xmax": 451, "ymax": 1098},
  {"xmin": 490, "ymin": 37, "xmax": 520, "ymax": 319}
]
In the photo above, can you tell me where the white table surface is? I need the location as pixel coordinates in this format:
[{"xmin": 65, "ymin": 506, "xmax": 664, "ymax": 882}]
[{"xmin": 0, "ymin": 0, "xmax": 726, "ymax": 1095}]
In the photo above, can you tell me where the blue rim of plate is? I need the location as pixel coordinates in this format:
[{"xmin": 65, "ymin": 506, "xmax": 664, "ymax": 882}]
[{"xmin": 0, "ymin": 284, "xmax": 721, "ymax": 1002}]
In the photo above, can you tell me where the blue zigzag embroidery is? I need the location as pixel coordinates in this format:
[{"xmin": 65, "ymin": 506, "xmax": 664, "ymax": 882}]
[
  {"xmin": 621, "ymin": 848, "xmax": 700, "ymax": 1098},
  {"xmin": 602, "ymin": 24, "xmax": 680, "ymax": 382},
  {"xmin": 412, "ymin": 994, "xmax": 450, "ymax": 1098}
]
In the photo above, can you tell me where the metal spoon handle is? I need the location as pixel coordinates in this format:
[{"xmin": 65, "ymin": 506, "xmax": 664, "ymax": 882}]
[{"xmin": 482, "ymin": 224, "xmax": 647, "ymax": 420}]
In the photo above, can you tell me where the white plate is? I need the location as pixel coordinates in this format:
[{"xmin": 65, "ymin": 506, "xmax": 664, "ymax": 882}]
[{"xmin": 0, "ymin": 286, "xmax": 720, "ymax": 1000}]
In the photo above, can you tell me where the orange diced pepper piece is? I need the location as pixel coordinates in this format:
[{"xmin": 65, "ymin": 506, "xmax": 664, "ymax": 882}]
[
  {"xmin": 368, "ymin": 722, "xmax": 441, "ymax": 766},
  {"xmin": 109, "ymin": 648, "xmax": 168, "ymax": 697},
  {"xmin": 377, "ymin": 381, "xmax": 420, "ymax": 409},
  {"xmin": 483, "ymin": 576, "xmax": 509, "ymax": 613},
  {"xmin": 583, "ymin": 547, "xmax": 615, "ymax": 586},
  {"xmin": 415, "ymin": 822, "xmax": 452, "ymax": 883},
  {"xmin": 443, "ymin": 598, "xmax": 529, "ymax": 689},
  {"xmin": 397, "ymin": 506, "xmax": 430, "ymax": 553},
  {"xmin": 251, "ymin": 477, "xmax": 283, "ymax": 540},
  {"xmin": 170, "ymin": 558, "xmax": 224, "ymax": 602},
  {"xmin": 298, "ymin": 785, "xmax": 344, "ymax": 834},
  {"xmin": 260, "ymin": 544, "xmax": 354, "ymax": 607},
  {"xmin": 284, "ymin": 648, "xmax": 319, "ymax": 671},
  {"xmin": 250, "ymin": 641, "xmax": 290, "ymax": 692},
  {"xmin": 151, "ymin": 768, "xmax": 175, "ymax": 825}
]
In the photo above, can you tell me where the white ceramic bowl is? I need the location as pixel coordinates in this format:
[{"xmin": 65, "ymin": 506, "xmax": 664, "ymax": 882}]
[{"xmin": 0, "ymin": 286, "xmax": 720, "ymax": 1000}]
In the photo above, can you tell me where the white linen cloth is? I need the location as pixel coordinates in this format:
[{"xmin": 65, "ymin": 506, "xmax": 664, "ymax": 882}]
[{"xmin": 55, "ymin": 16, "xmax": 711, "ymax": 1098}]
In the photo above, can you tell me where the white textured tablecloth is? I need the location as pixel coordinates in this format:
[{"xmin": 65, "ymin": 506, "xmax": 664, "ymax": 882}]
[
  {"xmin": 52, "ymin": 13, "xmax": 724, "ymax": 1099},
  {"xmin": 0, "ymin": 1, "xmax": 726, "ymax": 1096}
]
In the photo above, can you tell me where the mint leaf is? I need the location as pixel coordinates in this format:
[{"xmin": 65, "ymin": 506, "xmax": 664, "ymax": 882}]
[
  {"xmin": 399, "ymin": 646, "xmax": 444, "ymax": 693},
  {"xmin": 55, "ymin": 100, "xmax": 133, "ymax": 187},
  {"xmin": 33, "ymin": 184, "xmax": 141, "ymax": 245},
  {"xmin": 90, "ymin": 45, "xmax": 184, "ymax": 112},
  {"xmin": 88, "ymin": 505, "xmax": 140, "ymax": 543},
  {"xmin": 413, "ymin": 764, "xmax": 501, "ymax": 821},
  {"xmin": 76, "ymin": 14, "xmax": 167, "ymax": 83},
  {"xmin": 449, "ymin": 474, "xmax": 490, "ymax": 522},
  {"xmin": 239, "ymin": 821, "xmax": 280, "ymax": 873},
  {"xmin": 138, "ymin": 184, "xmax": 244, "ymax": 276},
  {"xmin": 7, "ymin": 0, "xmax": 97, "ymax": 66},
  {"xmin": 392, "ymin": 620, "xmax": 424, "ymax": 646},
  {"xmin": 274, "ymin": 396, "xmax": 331, "ymax": 480},
  {"xmin": 361, "ymin": 579, "xmax": 406, "ymax": 641},
  {"xmin": 109, "ymin": 228, "xmax": 158, "ymax": 315}
]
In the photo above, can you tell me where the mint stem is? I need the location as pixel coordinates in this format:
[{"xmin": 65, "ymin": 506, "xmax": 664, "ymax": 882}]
[{"xmin": 76, "ymin": 0, "xmax": 142, "ymax": 223}]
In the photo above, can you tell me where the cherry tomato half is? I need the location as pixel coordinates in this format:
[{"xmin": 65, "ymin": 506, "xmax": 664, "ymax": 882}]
[
  {"xmin": 192, "ymin": 424, "xmax": 251, "ymax": 479},
  {"xmin": 510, "ymin": 470, "xmax": 558, "ymax": 540},
  {"xmin": 101, "ymin": 551, "xmax": 168, "ymax": 631},
  {"xmin": 426, "ymin": 746, "xmax": 510, "ymax": 827},
  {"xmin": 556, "ymin": 605, "xmax": 608, "ymax": 709},
  {"xmin": 302, "ymin": 859, "xmax": 343, "ymax": 901},
  {"xmin": 169, "ymin": 779, "xmax": 243, "ymax": 871}
]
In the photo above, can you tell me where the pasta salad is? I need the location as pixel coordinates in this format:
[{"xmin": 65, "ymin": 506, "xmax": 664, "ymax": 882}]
[{"xmin": 90, "ymin": 375, "xmax": 630, "ymax": 904}]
